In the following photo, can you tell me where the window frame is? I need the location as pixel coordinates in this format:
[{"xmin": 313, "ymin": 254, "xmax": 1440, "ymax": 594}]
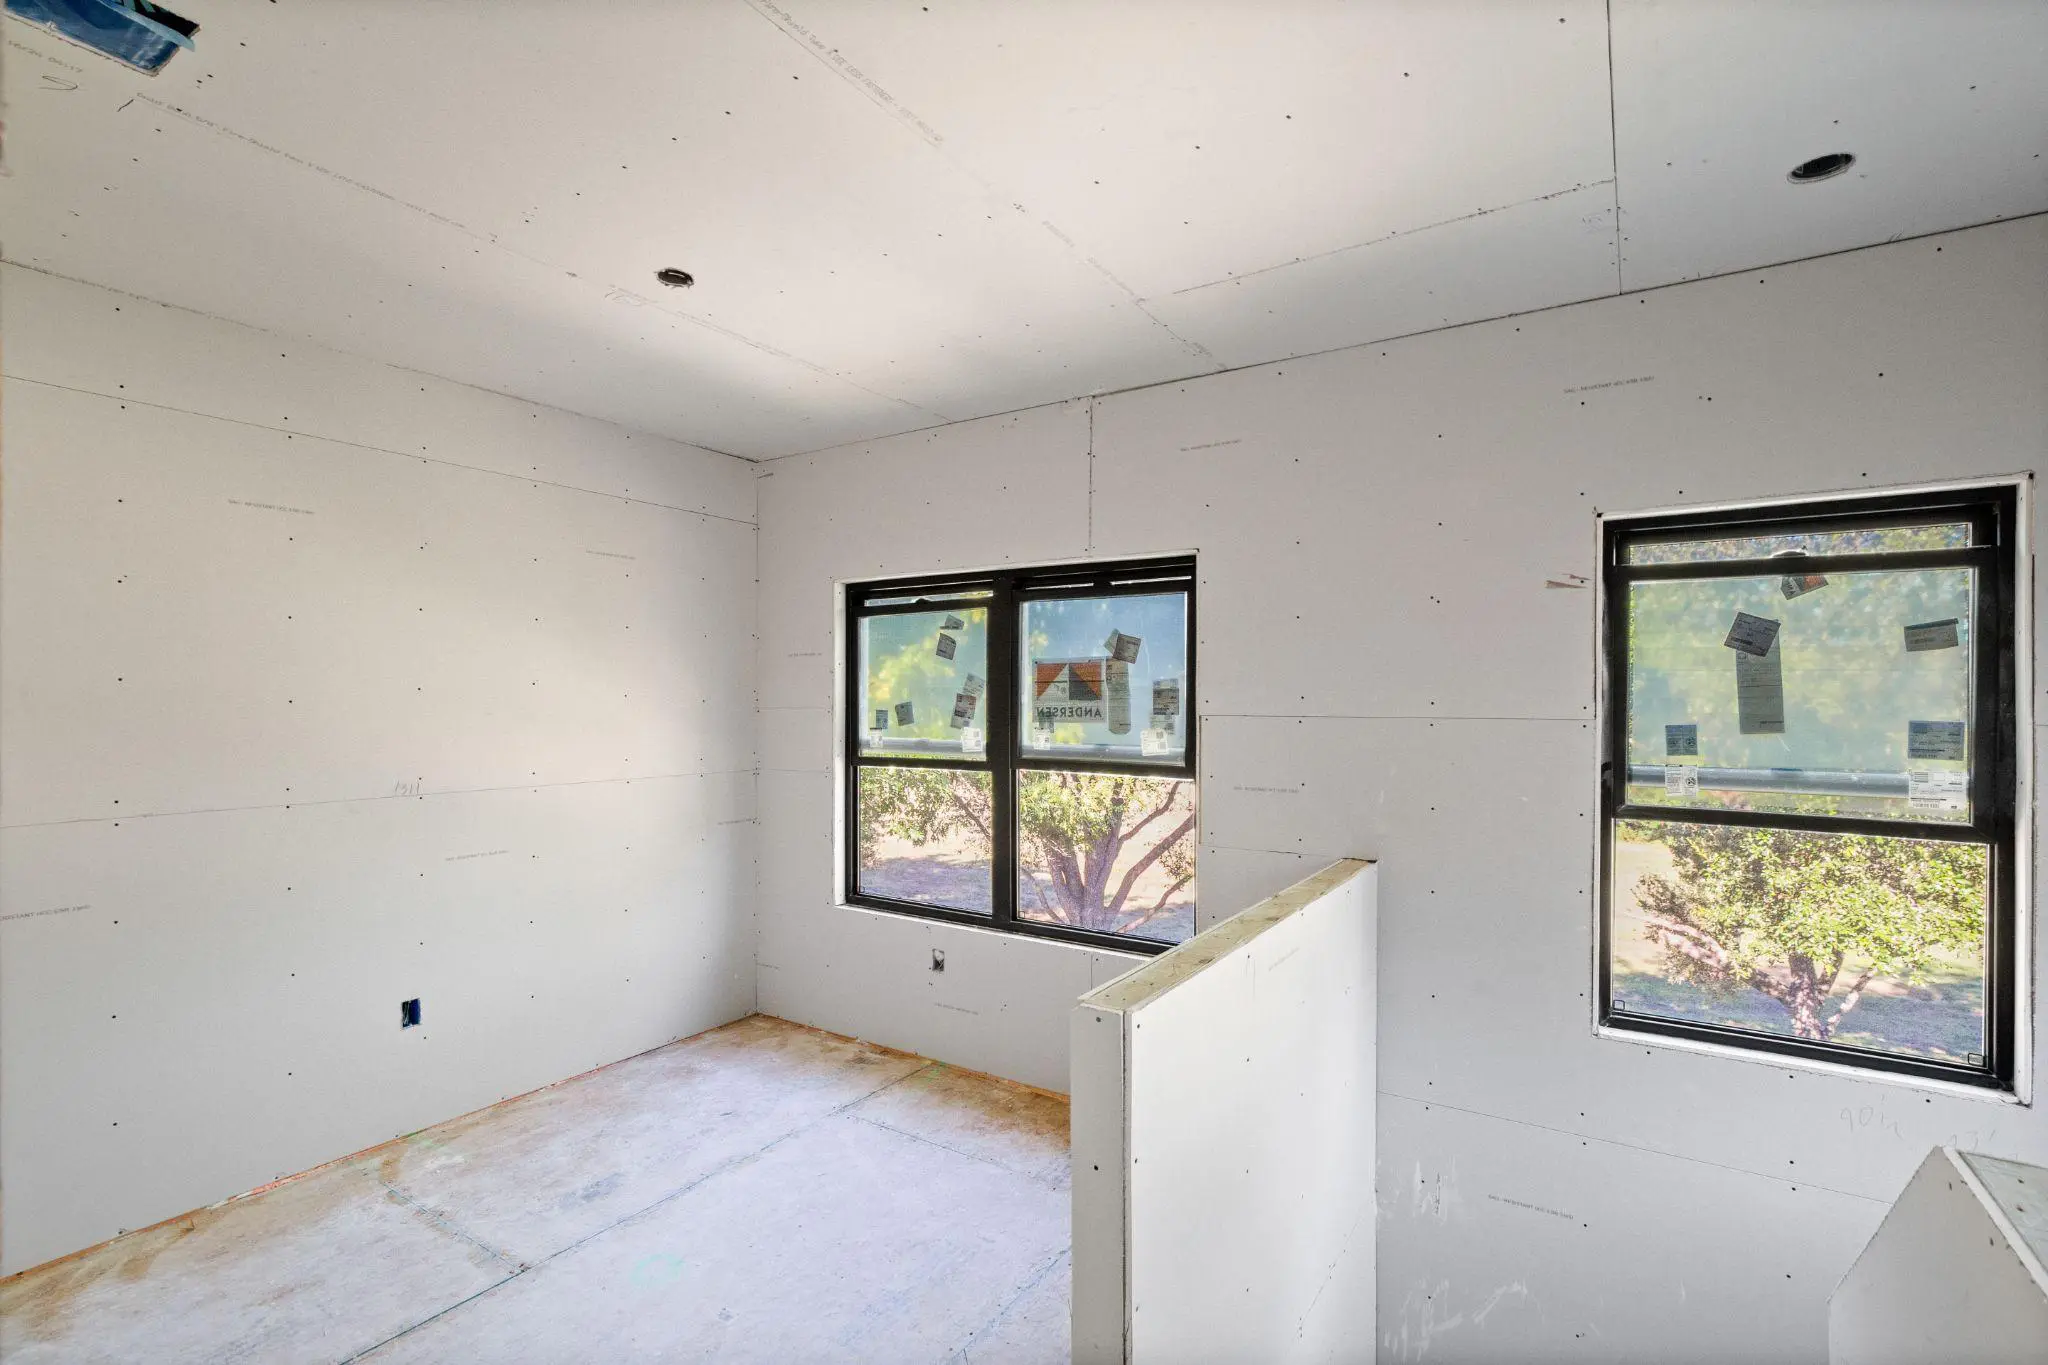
[
  {"xmin": 843, "ymin": 556, "xmax": 1198, "ymax": 955},
  {"xmin": 1596, "ymin": 483, "xmax": 2025, "ymax": 1093}
]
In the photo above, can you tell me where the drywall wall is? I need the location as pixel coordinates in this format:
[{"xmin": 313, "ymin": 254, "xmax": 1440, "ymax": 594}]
[
  {"xmin": 1828, "ymin": 1147, "xmax": 2048, "ymax": 1365},
  {"xmin": 753, "ymin": 214, "xmax": 2048, "ymax": 1362},
  {"xmin": 754, "ymin": 397, "xmax": 1149, "ymax": 1093},
  {"xmin": 0, "ymin": 264, "xmax": 760, "ymax": 1276},
  {"xmin": 1071, "ymin": 859, "xmax": 1377, "ymax": 1365}
]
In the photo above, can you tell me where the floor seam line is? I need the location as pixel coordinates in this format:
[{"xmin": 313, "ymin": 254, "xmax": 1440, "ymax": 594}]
[
  {"xmin": 375, "ymin": 1180, "xmax": 526, "ymax": 1274},
  {"xmin": 334, "ymin": 1062, "xmax": 939, "ymax": 1359},
  {"xmin": 845, "ymin": 1111, "xmax": 1062, "ymax": 1186},
  {"xmin": 943, "ymin": 1246, "xmax": 1071, "ymax": 1365},
  {"xmin": 334, "ymin": 1270, "xmax": 525, "ymax": 1364},
  {"xmin": 520, "ymin": 1061, "xmax": 943, "ymax": 1265}
]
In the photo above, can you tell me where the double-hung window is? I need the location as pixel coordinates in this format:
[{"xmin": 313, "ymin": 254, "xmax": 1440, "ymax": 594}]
[
  {"xmin": 845, "ymin": 558, "xmax": 1198, "ymax": 951},
  {"xmin": 1599, "ymin": 484, "xmax": 2025, "ymax": 1091}
]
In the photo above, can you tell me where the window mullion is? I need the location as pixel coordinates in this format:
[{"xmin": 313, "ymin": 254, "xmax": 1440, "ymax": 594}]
[{"xmin": 991, "ymin": 574, "xmax": 1019, "ymax": 931}]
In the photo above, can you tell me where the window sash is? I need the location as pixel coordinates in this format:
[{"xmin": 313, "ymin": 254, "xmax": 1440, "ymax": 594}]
[
  {"xmin": 846, "ymin": 557, "xmax": 1197, "ymax": 955},
  {"xmin": 1598, "ymin": 485, "xmax": 2020, "ymax": 1091}
]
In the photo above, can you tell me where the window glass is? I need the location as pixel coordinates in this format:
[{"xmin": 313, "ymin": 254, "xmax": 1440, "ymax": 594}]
[
  {"xmin": 1018, "ymin": 593, "xmax": 1188, "ymax": 764},
  {"xmin": 856, "ymin": 768, "xmax": 992, "ymax": 914},
  {"xmin": 848, "ymin": 559, "xmax": 1196, "ymax": 952},
  {"xmin": 1625, "ymin": 521, "xmax": 1971, "ymax": 565},
  {"xmin": 858, "ymin": 608, "xmax": 989, "ymax": 759},
  {"xmin": 1625, "ymin": 567, "xmax": 1974, "ymax": 822},
  {"xmin": 1610, "ymin": 820, "xmax": 1987, "ymax": 1064},
  {"xmin": 1015, "ymin": 771, "xmax": 1196, "ymax": 943}
]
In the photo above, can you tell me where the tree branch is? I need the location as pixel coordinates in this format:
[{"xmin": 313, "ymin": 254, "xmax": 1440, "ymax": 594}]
[
  {"xmin": 1105, "ymin": 813, "xmax": 1197, "ymax": 915},
  {"xmin": 1113, "ymin": 782, "xmax": 1184, "ymax": 854},
  {"xmin": 1823, "ymin": 968, "xmax": 1878, "ymax": 1034},
  {"xmin": 1642, "ymin": 915, "xmax": 1786, "ymax": 1004},
  {"xmin": 949, "ymin": 785, "xmax": 991, "ymax": 848},
  {"xmin": 1118, "ymin": 873, "xmax": 1195, "ymax": 930}
]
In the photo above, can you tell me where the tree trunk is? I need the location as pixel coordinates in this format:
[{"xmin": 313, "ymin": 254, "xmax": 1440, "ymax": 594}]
[{"xmin": 1783, "ymin": 953, "xmax": 1828, "ymax": 1039}]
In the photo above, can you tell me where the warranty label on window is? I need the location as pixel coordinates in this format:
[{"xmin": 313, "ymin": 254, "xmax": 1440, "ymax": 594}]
[
  {"xmin": 935, "ymin": 632, "xmax": 957, "ymax": 661},
  {"xmin": 1104, "ymin": 630, "xmax": 1142, "ymax": 664},
  {"xmin": 1736, "ymin": 647, "xmax": 1785, "ymax": 735},
  {"xmin": 1907, "ymin": 720, "xmax": 1966, "ymax": 762},
  {"xmin": 949, "ymin": 691, "xmax": 979, "ymax": 728},
  {"xmin": 1032, "ymin": 658, "xmax": 1107, "ymax": 724},
  {"xmin": 894, "ymin": 701, "xmax": 915, "ymax": 727},
  {"xmin": 1105, "ymin": 660, "xmax": 1131, "ymax": 735},
  {"xmin": 1664, "ymin": 723, "xmax": 1698, "ymax": 757},
  {"xmin": 1723, "ymin": 612, "xmax": 1782, "ymax": 657},
  {"xmin": 1664, "ymin": 765, "xmax": 1699, "ymax": 797},
  {"xmin": 1780, "ymin": 573, "xmax": 1829, "ymax": 600},
  {"xmin": 1903, "ymin": 618, "xmax": 1961, "ymax": 653},
  {"xmin": 1907, "ymin": 769, "xmax": 1968, "ymax": 813}
]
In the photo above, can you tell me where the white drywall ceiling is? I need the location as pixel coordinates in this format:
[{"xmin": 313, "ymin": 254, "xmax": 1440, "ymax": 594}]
[{"xmin": 4, "ymin": 1, "xmax": 2042, "ymax": 459}]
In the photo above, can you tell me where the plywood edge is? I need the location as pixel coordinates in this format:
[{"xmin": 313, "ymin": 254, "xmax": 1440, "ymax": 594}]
[
  {"xmin": 1956, "ymin": 1148, "xmax": 2048, "ymax": 1296},
  {"xmin": 1076, "ymin": 858, "xmax": 1374, "ymax": 1016}
]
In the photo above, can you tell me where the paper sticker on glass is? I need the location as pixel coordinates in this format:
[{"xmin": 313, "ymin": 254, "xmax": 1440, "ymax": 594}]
[
  {"xmin": 1020, "ymin": 593, "xmax": 1187, "ymax": 764},
  {"xmin": 859, "ymin": 608, "xmax": 988, "ymax": 759},
  {"xmin": 1625, "ymin": 567, "xmax": 1974, "ymax": 821}
]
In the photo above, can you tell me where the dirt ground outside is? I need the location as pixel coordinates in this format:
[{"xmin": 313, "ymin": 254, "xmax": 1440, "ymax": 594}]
[{"xmin": 861, "ymin": 830, "xmax": 1196, "ymax": 945}]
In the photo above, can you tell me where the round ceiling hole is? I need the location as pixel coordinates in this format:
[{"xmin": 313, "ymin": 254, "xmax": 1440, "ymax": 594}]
[
  {"xmin": 1787, "ymin": 152, "xmax": 1855, "ymax": 184},
  {"xmin": 655, "ymin": 268, "xmax": 695, "ymax": 288}
]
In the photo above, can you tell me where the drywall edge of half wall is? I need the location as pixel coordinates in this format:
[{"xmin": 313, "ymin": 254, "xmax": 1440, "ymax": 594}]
[
  {"xmin": 0, "ymin": 263, "xmax": 762, "ymax": 1275},
  {"xmin": 1828, "ymin": 1147, "xmax": 2048, "ymax": 1364},
  {"xmin": 1072, "ymin": 859, "xmax": 1378, "ymax": 1365}
]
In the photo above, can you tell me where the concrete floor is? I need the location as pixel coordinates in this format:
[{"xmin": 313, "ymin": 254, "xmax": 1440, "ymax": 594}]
[{"xmin": 0, "ymin": 1015, "xmax": 1073, "ymax": 1364}]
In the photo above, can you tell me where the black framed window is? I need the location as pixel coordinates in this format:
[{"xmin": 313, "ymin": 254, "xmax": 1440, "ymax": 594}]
[
  {"xmin": 846, "ymin": 557, "xmax": 1198, "ymax": 952},
  {"xmin": 1599, "ymin": 484, "xmax": 2024, "ymax": 1091}
]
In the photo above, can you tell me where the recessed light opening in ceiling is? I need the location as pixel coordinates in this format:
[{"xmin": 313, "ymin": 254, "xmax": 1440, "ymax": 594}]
[
  {"xmin": 655, "ymin": 268, "xmax": 695, "ymax": 288},
  {"xmin": 1788, "ymin": 152, "xmax": 1855, "ymax": 184}
]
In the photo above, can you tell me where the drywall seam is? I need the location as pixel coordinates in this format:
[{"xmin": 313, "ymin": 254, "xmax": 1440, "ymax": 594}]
[
  {"xmin": 0, "ymin": 257, "xmax": 759, "ymax": 468},
  {"xmin": 1, "ymin": 373, "xmax": 756, "ymax": 527},
  {"xmin": 737, "ymin": 0, "xmax": 1220, "ymax": 373},
  {"xmin": 0, "ymin": 769, "xmax": 757, "ymax": 833},
  {"xmin": 752, "ymin": 210, "xmax": 2048, "ymax": 466},
  {"xmin": 1086, "ymin": 396, "xmax": 1096, "ymax": 553},
  {"xmin": 1158, "ymin": 179, "xmax": 1617, "ymax": 298},
  {"xmin": 1603, "ymin": 0, "xmax": 1624, "ymax": 294},
  {"xmin": 1382, "ymin": 1089, "xmax": 1887, "ymax": 1206},
  {"xmin": 99, "ymin": 99, "xmax": 941, "ymax": 426}
]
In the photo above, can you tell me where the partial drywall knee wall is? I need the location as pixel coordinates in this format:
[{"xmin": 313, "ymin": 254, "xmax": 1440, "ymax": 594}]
[{"xmin": 0, "ymin": 264, "xmax": 761, "ymax": 1275}]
